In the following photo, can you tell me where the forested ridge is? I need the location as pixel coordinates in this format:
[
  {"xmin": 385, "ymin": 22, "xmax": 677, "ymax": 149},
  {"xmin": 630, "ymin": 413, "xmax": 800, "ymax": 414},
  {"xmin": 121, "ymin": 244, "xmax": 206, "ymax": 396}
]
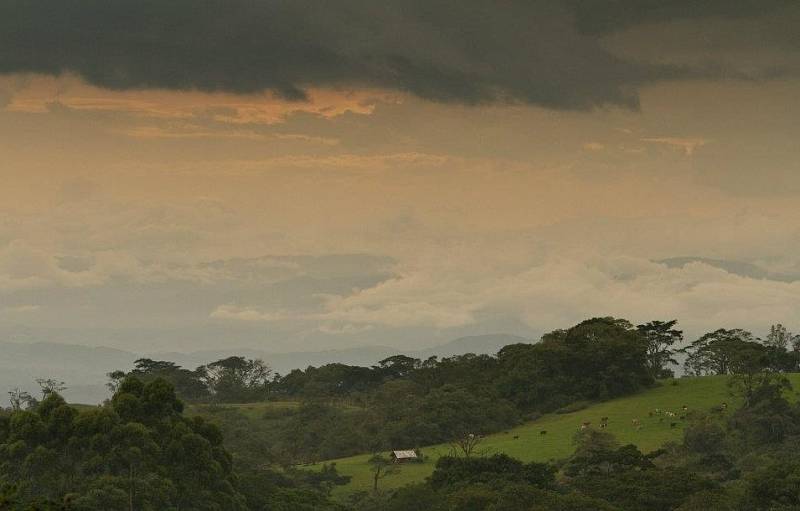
[{"xmin": 2, "ymin": 317, "xmax": 800, "ymax": 510}]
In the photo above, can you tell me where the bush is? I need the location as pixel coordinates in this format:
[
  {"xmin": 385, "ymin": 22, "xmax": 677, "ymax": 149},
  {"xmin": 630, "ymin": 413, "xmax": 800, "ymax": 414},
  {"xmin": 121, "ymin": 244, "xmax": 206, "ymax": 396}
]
[
  {"xmin": 524, "ymin": 411, "xmax": 543, "ymax": 421},
  {"xmin": 555, "ymin": 401, "xmax": 591, "ymax": 414}
]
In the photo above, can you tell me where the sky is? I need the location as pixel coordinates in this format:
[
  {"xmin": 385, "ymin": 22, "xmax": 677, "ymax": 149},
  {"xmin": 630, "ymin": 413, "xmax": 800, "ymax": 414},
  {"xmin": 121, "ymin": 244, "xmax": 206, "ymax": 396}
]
[{"xmin": 1, "ymin": 1, "xmax": 800, "ymax": 353}]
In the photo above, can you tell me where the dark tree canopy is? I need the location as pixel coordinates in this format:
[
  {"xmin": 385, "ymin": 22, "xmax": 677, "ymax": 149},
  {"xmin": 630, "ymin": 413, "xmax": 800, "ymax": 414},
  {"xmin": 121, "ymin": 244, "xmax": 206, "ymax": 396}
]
[{"xmin": 0, "ymin": 377, "xmax": 247, "ymax": 510}]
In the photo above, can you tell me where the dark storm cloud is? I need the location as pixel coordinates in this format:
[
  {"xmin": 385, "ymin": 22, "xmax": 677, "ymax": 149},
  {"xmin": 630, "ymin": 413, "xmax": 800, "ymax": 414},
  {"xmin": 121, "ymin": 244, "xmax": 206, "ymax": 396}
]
[
  {"xmin": 571, "ymin": 0, "xmax": 796, "ymax": 35},
  {"xmin": 0, "ymin": 1, "xmax": 794, "ymax": 109}
]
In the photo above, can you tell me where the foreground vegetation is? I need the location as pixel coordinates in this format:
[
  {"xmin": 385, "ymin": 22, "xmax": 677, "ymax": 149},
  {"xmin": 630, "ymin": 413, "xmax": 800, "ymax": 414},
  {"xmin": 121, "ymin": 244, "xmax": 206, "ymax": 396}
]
[{"xmin": 4, "ymin": 372, "xmax": 800, "ymax": 510}]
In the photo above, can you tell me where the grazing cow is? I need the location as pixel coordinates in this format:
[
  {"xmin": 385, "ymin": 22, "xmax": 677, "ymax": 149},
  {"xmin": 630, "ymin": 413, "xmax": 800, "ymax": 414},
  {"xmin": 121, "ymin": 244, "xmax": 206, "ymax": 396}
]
[
  {"xmin": 631, "ymin": 418, "xmax": 640, "ymax": 427},
  {"xmin": 682, "ymin": 405, "xmax": 688, "ymax": 411},
  {"xmin": 540, "ymin": 430, "xmax": 547, "ymax": 435},
  {"xmin": 513, "ymin": 435, "xmax": 519, "ymax": 440},
  {"xmin": 670, "ymin": 422, "xmax": 677, "ymax": 428},
  {"xmin": 648, "ymin": 411, "xmax": 653, "ymax": 417},
  {"xmin": 722, "ymin": 402, "xmax": 728, "ymax": 410},
  {"xmin": 679, "ymin": 415, "xmax": 685, "ymax": 420},
  {"xmin": 581, "ymin": 421, "xmax": 591, "ymax": 430}
]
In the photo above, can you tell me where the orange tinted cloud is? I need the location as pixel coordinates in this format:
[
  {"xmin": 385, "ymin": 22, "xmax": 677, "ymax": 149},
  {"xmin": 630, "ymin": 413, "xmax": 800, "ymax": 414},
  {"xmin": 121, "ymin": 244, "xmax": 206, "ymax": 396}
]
[
  {"xmin": 641, "ymin": 137, "xmax": 709, "ymax": 156},
  {"xmin": 2, "ymin": 74, "xmax": 399, "ymax": 124}
]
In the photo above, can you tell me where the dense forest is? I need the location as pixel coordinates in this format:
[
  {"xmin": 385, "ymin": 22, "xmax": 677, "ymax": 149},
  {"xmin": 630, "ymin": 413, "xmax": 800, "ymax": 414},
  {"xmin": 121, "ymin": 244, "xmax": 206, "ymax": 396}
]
[{"xmin": 2, "ymin": 318, "xmax": 800, "ymax": 510}]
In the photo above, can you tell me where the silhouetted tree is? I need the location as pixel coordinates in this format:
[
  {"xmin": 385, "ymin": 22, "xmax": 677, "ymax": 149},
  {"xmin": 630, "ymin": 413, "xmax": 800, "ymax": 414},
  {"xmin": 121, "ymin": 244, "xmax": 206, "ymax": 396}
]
[{"xmin": 637, "ymin": 320, "xmax": 682, "ymax": 378}]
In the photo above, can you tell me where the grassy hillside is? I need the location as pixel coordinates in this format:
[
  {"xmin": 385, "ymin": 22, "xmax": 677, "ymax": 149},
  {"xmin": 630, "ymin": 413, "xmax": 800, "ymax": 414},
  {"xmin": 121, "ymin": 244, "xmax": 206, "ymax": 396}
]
[{"xmin": 311, "ymin": 374, "xmax": 800, "ymax": 495}]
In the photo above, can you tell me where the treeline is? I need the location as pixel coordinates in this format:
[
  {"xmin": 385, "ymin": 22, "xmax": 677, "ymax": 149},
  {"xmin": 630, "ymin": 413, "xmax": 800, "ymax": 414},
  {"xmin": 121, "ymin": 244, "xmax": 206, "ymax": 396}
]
[
  {"xmin": 107, "ymin": 356, "xmax": 272, "ymax": 404},
  {"xmin": 278, "ymin": 316, "xmax": 656, "ymax": 410},
  {"xmin": 114, "ymin": 321, "xmax": 800, "ymax": 408},
  {"xmin": 118, "ymin": 317, "xmax": 666, "ymax": 409},
  {"xmin": 108, "ymin": 318, "xmax": 800, "ymax": 463}
]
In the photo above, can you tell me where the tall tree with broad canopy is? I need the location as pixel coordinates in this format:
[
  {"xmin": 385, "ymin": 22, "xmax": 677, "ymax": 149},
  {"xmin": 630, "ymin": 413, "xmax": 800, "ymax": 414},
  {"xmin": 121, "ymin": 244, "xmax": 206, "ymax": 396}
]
[
  {"xmin": 200, "ymin": 356, "xmax": 272, "ymax": 403},
  {"xmin": 682, "ymin": 329, "xmax": 762, "ymax": 376},
  {"xmin": 636, "ymin": 320, "xmax": 682, "ymax": 378}
]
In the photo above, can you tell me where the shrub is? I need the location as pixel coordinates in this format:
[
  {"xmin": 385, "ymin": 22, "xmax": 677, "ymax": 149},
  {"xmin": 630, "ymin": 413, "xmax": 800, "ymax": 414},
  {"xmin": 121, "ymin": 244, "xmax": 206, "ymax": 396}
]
[{"xmin": 555, "ymin": 401, "xmax": 591, "ymax": 414}]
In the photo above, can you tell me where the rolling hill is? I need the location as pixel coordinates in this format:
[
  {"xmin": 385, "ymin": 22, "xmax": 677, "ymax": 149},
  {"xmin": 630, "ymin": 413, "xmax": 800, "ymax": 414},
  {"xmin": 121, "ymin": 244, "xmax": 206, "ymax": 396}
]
[{"xmin": 307, "ymin": 374, "xmax": 800, "ymax": 495}]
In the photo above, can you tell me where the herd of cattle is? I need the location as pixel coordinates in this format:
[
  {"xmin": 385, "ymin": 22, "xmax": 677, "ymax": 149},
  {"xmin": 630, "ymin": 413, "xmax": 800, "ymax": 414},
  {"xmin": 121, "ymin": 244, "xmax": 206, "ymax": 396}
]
[{"xmin": 509, "ymin": 402, "xmax": 730, "ymax": 439}]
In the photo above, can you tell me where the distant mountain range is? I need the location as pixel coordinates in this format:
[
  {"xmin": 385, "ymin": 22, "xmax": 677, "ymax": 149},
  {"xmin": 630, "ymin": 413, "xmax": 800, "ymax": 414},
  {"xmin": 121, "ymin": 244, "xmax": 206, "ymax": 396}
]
[
  {"xmin": 0, "ymin": 334, "xmax": 529, "ymax": 405},
  {"xmin": 0, "ymin": 342, "xmax": 138, "ymax": 405},
  {"xmin": 153, "ymin": 333, "xmax": 528, "ymax": 374}
]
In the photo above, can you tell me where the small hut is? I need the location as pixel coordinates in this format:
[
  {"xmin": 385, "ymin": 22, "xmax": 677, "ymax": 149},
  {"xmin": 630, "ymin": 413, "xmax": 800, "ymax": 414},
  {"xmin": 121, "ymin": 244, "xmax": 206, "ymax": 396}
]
[{"xmin": 390, "ymin": 450, "xmax": 418, "ymax": 463}]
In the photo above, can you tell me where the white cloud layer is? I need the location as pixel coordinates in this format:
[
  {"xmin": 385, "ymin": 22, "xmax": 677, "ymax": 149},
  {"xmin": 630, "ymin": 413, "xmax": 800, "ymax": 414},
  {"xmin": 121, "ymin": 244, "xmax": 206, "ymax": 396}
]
[{"xmin": 209, "ymin": 252, "xmax": 800, "ymax": 342}]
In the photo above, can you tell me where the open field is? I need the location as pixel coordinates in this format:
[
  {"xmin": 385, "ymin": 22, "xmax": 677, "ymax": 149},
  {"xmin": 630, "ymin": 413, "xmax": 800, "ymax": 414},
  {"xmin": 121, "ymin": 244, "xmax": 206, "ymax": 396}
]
[{"xmin": 310, "ymin": 374, "xmax": 800, "ymax": 495}]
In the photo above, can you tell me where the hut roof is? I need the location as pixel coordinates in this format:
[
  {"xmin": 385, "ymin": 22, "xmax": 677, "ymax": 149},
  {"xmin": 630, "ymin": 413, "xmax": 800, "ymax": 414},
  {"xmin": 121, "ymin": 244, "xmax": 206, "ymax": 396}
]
[{"xmin": 391, "ymin": 450, "xmax": 418, "ymax": 459}]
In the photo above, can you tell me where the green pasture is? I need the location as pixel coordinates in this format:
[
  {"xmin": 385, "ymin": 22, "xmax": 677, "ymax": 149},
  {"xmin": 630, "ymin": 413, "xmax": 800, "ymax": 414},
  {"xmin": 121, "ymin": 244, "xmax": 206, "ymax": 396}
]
[{"xmin": 310, "ymin": 374, "xmax": 800, "ymax": 495}]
